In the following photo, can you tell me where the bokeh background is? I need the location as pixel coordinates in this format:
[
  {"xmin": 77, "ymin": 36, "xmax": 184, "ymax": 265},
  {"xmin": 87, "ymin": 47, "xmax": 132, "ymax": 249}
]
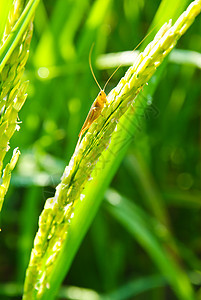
[{"xmin": 1, "ymin": 0, "xmax": 201, "ymax": 299}]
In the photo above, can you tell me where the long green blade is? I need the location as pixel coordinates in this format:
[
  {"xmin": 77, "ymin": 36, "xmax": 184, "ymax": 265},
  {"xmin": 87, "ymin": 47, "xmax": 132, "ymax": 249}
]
[
  {"xmin": 0, "ymin": 0, "xmax": 40, "ymax": 72},
  {"xmin": 0, "ymin": 0, "xmax": 13, "ymax": 43}
]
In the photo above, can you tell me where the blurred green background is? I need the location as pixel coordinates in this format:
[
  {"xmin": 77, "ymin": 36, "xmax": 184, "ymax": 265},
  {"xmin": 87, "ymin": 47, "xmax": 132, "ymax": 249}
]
[{"xmin": 1, "ymin": 0, "xmax": 201, "ymax": 299}]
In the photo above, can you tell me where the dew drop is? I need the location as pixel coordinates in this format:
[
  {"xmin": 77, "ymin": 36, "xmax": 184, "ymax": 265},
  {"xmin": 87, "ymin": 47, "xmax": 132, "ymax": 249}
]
[
  {"xmin": 46, "ymin": 282, "xmax": 50, "ymax": 289},
  {"xmin": 88, "ymin": 176, "xmax": 93, "ymax": 181},
  {"xmin": 80, "ymin": 194, "xmax": 85, "ymax": 201},
  {"xmin": 70, "ymin": 212, "xmax": 74, "ymax": 219}
]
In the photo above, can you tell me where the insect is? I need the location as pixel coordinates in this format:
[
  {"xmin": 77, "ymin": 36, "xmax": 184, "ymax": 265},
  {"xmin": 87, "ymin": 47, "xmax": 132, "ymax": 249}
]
[
  {"xmin": 78, "ymin": 44, "xmax": 116, "ymax": 140},
  {"xmin": 77, "ymin": 26, "xmax": 157, "ymax": 147},
  {"xmin": 78, "ymin": 89, "xmax": 107, "ymax": 138}
]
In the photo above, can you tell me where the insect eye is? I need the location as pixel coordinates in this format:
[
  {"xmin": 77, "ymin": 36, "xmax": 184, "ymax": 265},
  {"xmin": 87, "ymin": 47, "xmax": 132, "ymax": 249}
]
[{"xmin": 99, "ymin": 92, "xmax": 102, "ymax": 96}]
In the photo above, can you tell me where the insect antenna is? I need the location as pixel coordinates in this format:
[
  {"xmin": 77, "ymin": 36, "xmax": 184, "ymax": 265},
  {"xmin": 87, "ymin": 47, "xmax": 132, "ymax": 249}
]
[
  {"xmin": 103, "ymin": 25, "xmax": 158, "ymax": 92},
  {"xmin": 89, "ymin": 43, "xmax": 103, "ymax": 91}
]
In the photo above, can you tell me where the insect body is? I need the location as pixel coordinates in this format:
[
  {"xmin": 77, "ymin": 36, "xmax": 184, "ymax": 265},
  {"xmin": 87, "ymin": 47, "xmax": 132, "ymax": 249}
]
[{"xmin": 79, "ymin": 90, "xmax": 107, "ymax": 137}]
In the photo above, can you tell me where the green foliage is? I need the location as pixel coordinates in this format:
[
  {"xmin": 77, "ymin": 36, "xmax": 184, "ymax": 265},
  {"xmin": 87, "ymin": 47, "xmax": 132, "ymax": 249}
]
[
  {"xmin": 1, "ymin": 0, "xmax": 201, "ymax": 300},
  {"xmin": 0, "ymin": 0, "xmax": 13, "ymax": 44}
]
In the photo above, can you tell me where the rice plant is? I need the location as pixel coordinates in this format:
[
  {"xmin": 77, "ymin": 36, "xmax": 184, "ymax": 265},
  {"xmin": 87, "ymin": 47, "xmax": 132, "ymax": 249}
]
[
  {"xmin": 0, "ymin": 0, "xmax": 38, "ymax": 210},
  {"xmin": 1, "ymin": 1, "xmax": 201, "ymax": 300}
]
